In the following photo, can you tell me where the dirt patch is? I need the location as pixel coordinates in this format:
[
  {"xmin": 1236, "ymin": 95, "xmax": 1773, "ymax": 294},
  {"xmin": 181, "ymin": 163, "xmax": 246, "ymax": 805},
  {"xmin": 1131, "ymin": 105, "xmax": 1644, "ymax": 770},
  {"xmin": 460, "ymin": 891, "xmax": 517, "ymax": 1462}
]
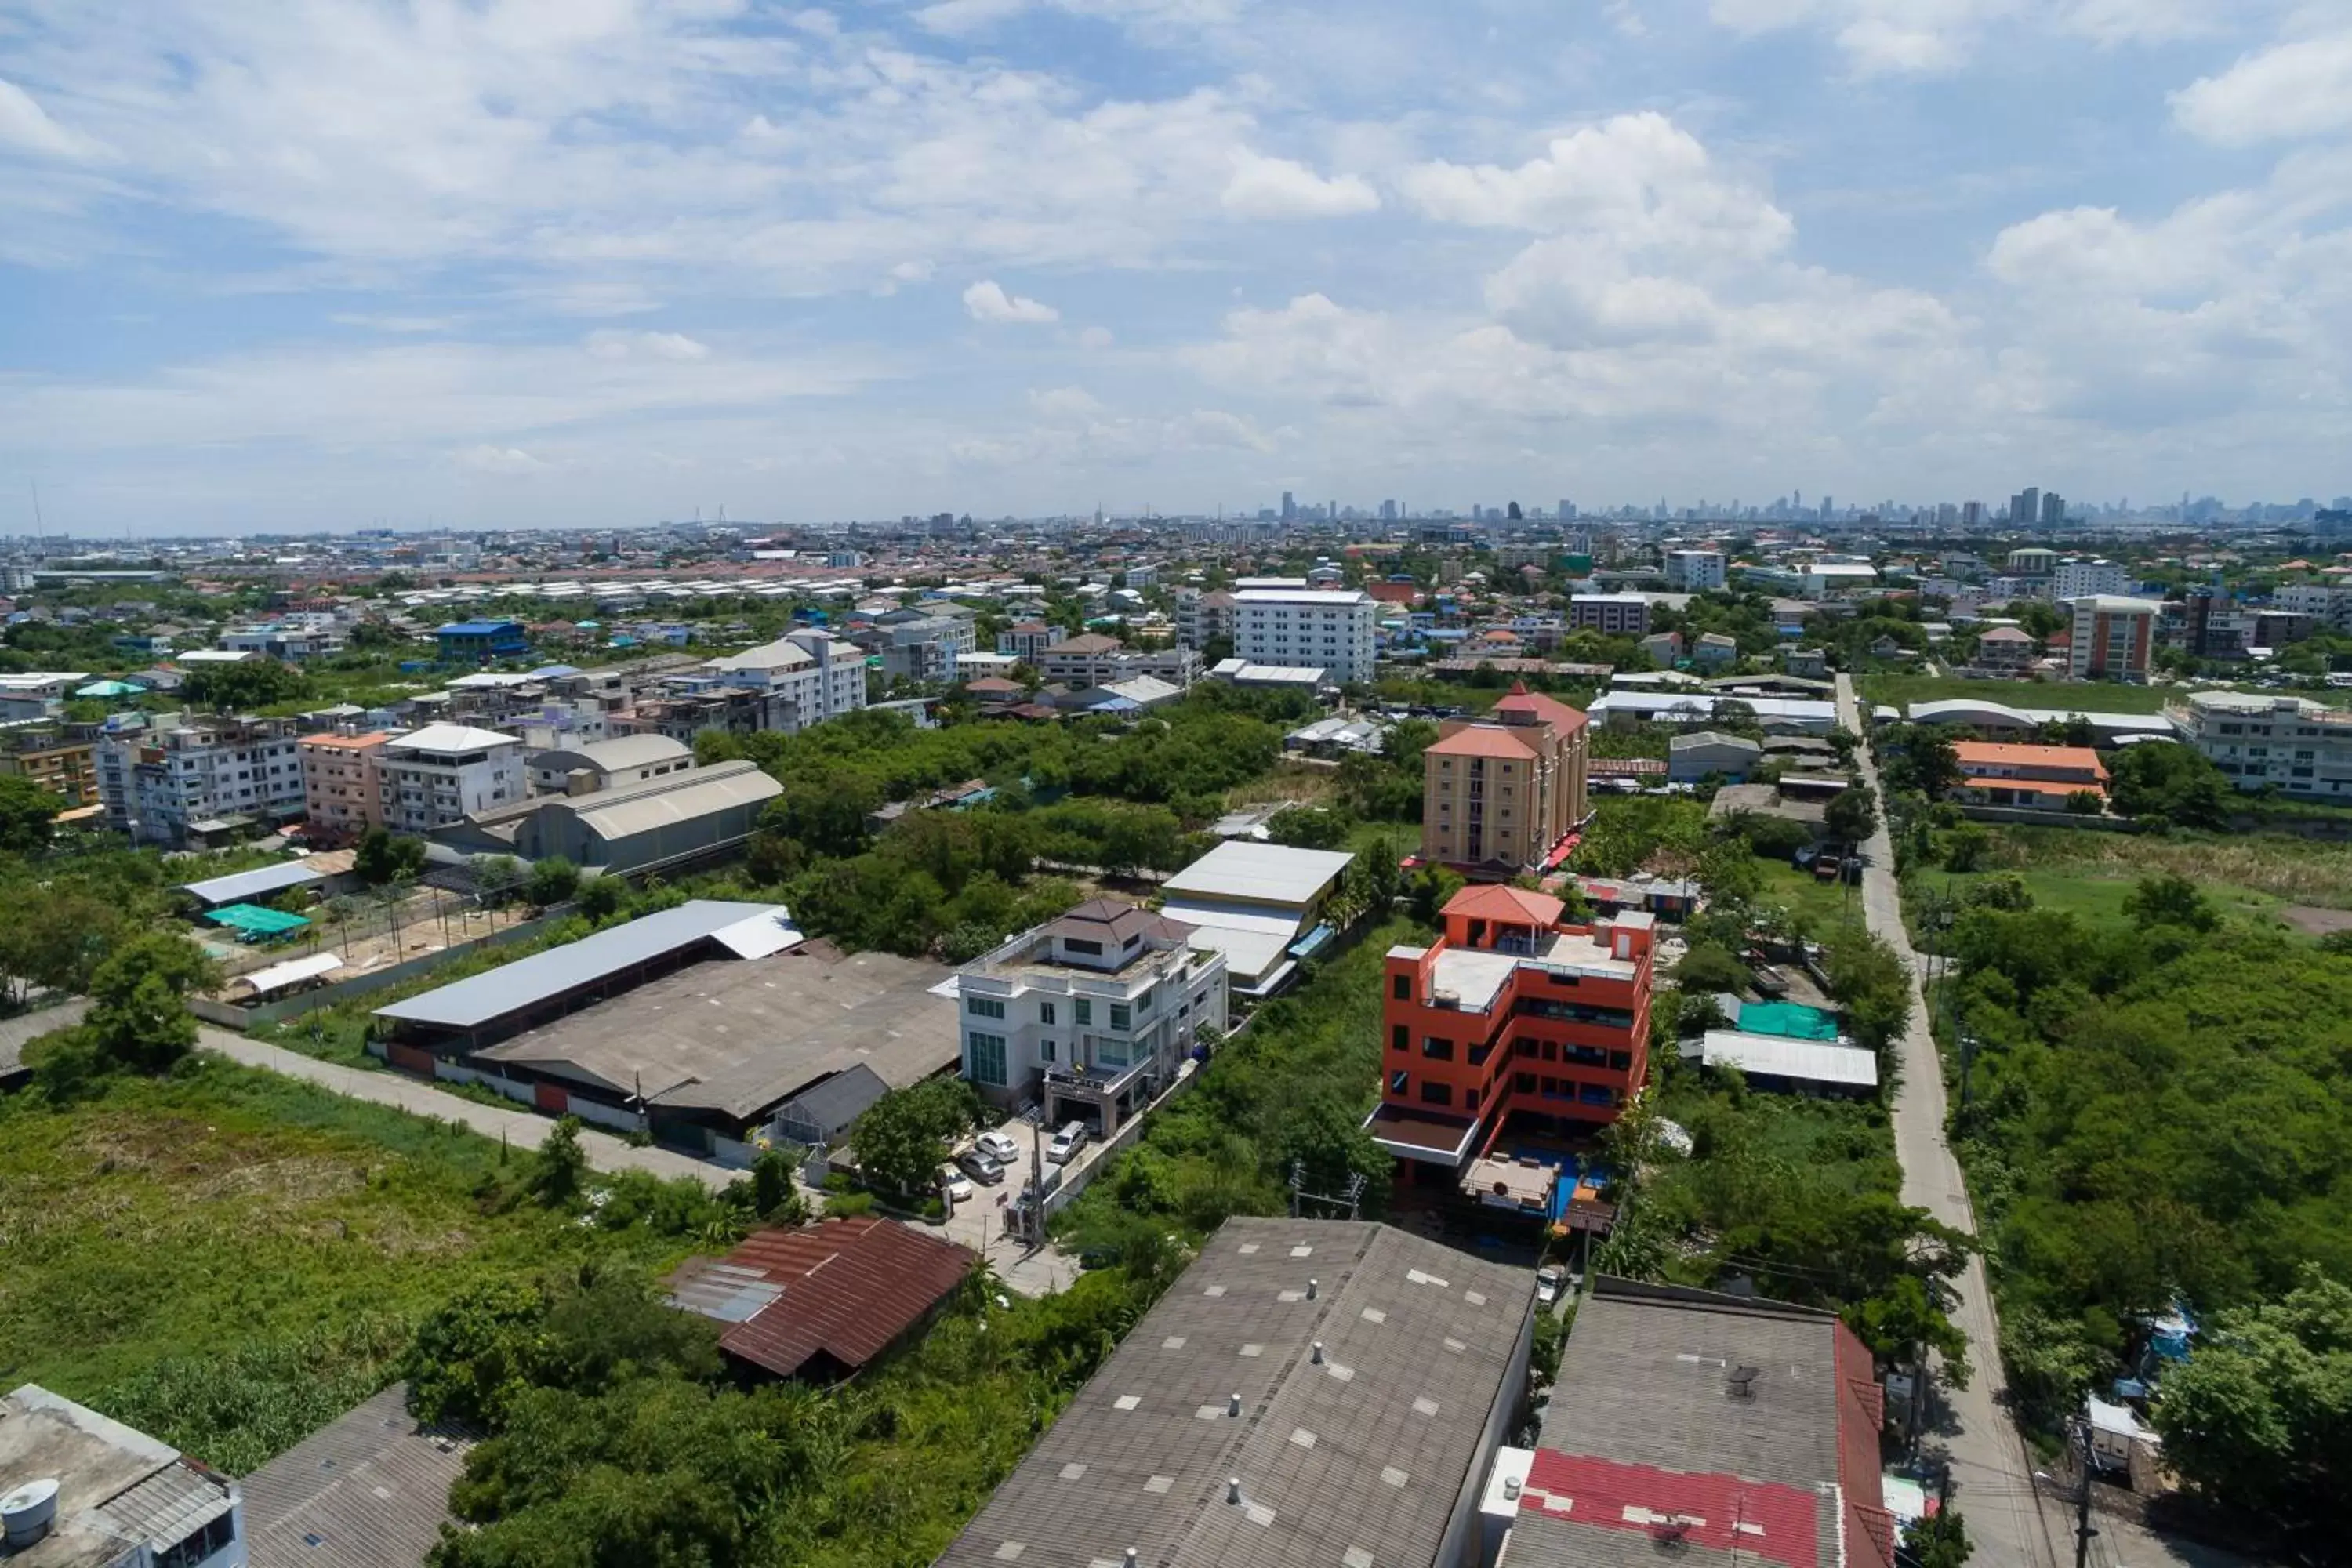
[
  {"xmin": 187, "ymin": 1154, "xmax": 369, "ymax": 1205},
  {"xmin": 2279, "ymin": 905, "xmax": 2352, "ymax": 936}
]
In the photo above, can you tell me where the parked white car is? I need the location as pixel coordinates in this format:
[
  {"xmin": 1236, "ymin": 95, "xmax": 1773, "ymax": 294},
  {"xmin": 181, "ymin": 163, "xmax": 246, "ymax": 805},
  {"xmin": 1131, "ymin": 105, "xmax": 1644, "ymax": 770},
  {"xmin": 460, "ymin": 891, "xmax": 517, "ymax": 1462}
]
[
  {"xmin": 1536, "ymin": 1265, "xmax": 1565, "ymax": 1307},
  {"xmin": 941, "ymin": 1166, "xmax": 975, "ymax": 1203},
  {"xmin": 975, "ymin": 1129, "xmax": 1021, "ymax": 1165},
  {"xmin": 1046, "ymin": 1121, "xmax": 1091, "ymax": 1165}
]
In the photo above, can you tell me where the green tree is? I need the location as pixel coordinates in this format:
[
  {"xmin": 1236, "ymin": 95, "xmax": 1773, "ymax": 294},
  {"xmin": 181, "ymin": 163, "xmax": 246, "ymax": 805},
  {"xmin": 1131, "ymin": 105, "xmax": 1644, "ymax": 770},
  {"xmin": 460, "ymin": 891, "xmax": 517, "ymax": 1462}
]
[
  {"xmin": 750, "ymin": 1149, "xmax": 808, "ymax": 1225},
  {"xmin": 1903, "ymin": 1508, "xmax": 1973, "ymax": 1568},
  {"xmin": 405, "ymin": 1279, "xmax": 550, "ymax": 1427},
  {"xmin": 2123, "ymin": 873, "xmax": 2218, "ymax": 933},
  {"xmin": 0, "ymin": 772, "xmax": 64, "ymax": 855},
  {"xmin": 523, "ymin": 857, "xmax": 581, "ymax": 909},
  {"xmin": 1825, "ymin": 928, "xmax": 1912, "ymax": 1052},
  {"xmin": 181, "ymin": 657, "xmax": 310, "ymax": 712},
  {"xmin": 354, "ymin": 826, "xmax": 427, "ymax": 886},
  {"xmin": 2151, "ymin": 1265, "xmax": 2352, "ymax": 1525},
  {"xmin": 850, "ymin": 1080, "xmax": 981, "ymax": 1196},
  {"xmin": 1824, "ymin": 780, "xmax": 1878, "ymax": 843},
  {"xmin": 85, "ymin": 931, "xmax": 220, "ymax": 1073},
  {"xmin": 2107, "ymin": 744, "xmax": 2230, "ymax": 829},
  {"xmin": 528, "ymin": 1116, "xmax": 590, "ymax": 1208}
]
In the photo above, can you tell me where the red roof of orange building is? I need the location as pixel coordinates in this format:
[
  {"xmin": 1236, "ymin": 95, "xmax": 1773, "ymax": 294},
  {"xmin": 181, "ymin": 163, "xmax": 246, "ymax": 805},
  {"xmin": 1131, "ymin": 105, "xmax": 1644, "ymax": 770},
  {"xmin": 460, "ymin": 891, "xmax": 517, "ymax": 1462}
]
[
  {"xmin": 1493, "ymin": 682, "xmax": 1590, "ymax": 734},
  {"xmin": 1951, "ymin": 741, "xmax": 2108, "ymax": 779},
  {"xmin": 1444, "ymin": 883, "xmax": 1566, "ymax": 927},
  {"xmin": 1425, "ymin": 724, "xmax": 1538, "ymax": 760}
]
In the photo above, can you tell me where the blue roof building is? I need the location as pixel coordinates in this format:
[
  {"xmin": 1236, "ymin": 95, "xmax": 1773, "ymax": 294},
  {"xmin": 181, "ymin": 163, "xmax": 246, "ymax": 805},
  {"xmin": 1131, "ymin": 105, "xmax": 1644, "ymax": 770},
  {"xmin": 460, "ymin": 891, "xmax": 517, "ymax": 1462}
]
[{"xmin": 437, "ymin": 619, "xmax": 528, "ymax": 662}]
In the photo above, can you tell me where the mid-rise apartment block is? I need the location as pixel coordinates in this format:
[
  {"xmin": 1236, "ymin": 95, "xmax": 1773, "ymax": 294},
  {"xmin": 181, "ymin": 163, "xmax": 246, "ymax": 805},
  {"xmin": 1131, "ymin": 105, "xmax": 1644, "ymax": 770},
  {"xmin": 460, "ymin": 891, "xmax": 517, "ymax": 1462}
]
[
  {"xmin": 1232, "ymin": 586, "xmax": 1377, "ymax": 683},
  {"xmin": 954, "ymin": 898, "xmax": 1228, "ymax": 1137},
  {"xmin": 2067, "ymin": 595, "xmax": 2160, "ymax": 682},
  {"xmin": 2172, "ymin": 691, "xmax": 2352, "ymax": 800},
  {"xmin": 995, "ymin": 620, "xmax": 1063, "ymax": 662},
  {"xmin": 2052, "ymin": 559, "xmax": 2131, "ymax": 600},
  {"xmin": 2274, "ymin": 583, "xmax": 2352, "ymax": 634},
  {"xmin": 1420, "ymin": 684, "xmax": 1590, "ymax": 876},
  {"xmin": 1033, "ymin": 634, "xmax": 1200, "ymax": 690},
  {"xmin": 99, "ymin": 715, "xmax": 306, "ymax": 844},
  {"xmin": 855, "ymin": 611, "xmax": 975, "ymax": 684},
  {"xmin": 0, "ymin": 724, "xmax": 96, "ymax": 806},
  {"xmin": 1664, "ymin": 550, "xmax": 1726, "ymax": 592},
  {"xmin": 1366, "ymin": 884, "xmax": 1656, "ymax": 1181},
  {"xmin": 699, "ymin": 628, "xmax": 869, "ymax": 731},
  {"xmin": 1171, "ymin": 588, "xmax": 1236, "ymax": 651},
  {"xmin": 376, "ymin": 723, "xmax": 525, "ymax": 833},
  {"xmin": 299, "ymin": 731, "xmax": 391, "ymax": 844},
  {"xmin": 1566, "ymin": 593, "xmax": 1651, "ymax": 636}
]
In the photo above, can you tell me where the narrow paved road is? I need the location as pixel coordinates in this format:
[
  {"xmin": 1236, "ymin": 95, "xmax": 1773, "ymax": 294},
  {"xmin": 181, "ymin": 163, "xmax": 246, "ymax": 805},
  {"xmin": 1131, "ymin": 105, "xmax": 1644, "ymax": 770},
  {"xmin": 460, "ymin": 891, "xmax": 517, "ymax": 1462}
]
[
  {"xmin": 200, "ymin": 1027, "xmax": 730, "ymax": 1189},
  {"xmin": 1835, "ymin": 677, "xmax": 2060, "ymax": 1568}
]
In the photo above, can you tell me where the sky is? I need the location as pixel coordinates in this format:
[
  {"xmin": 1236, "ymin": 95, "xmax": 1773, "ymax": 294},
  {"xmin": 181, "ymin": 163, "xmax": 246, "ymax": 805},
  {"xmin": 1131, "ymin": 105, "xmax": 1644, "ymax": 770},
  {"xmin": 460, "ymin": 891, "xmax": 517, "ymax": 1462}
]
[{"xmin": 0, "ymin": 0, "xmax": 2348, "ymax": 533}]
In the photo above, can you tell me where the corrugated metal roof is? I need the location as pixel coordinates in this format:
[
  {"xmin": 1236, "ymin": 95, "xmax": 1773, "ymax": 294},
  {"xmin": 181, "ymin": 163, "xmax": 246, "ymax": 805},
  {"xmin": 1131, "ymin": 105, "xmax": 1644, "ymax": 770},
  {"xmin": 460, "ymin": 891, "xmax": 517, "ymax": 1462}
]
[
  {"xmin": 567, "ymin": 762, "xmax": 780, "ymax": 843},
  {"xmin": 373, "ymin": 898, "xmax": 789, "ymax": 1029},
  {"xmin": 239, "ymin": 951, "xmax": 344, "ymax": 996},
  {"xmin": 669, "ymin": 1218, "xmax": 973, "ymax": 1378},
  {"xmin": 176, "ymin": 858, "xmax": 325, "ymax": 907},
  {"xmin": 1160, "ymin": 842, "xmax": 1355, "ymax": 909},
  {"xmin": 934, "ymin": 1217, "xmax": 1532, "ymax": 1568},
  {"xmin": 1699, "ymin": 1030, "xmax": 1877, "ymax": 1089},
  {"xmin": 240, "ymin": 1384, "xmax": 472, "ymax": 1568}
]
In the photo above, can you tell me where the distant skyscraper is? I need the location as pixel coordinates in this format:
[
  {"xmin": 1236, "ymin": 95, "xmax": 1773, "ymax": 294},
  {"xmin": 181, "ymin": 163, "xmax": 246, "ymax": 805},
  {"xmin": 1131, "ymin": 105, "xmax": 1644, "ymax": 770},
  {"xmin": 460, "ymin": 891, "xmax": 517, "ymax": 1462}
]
[
  {"xmin": 1818, "ymin": 495, "xmax": 1834, "ymax": 521},
  {"xmin": 1557, "ymin": 499, "xmax": 1573, "ymax": 521},
  {"xmin": 1962, "ymin": 500, "xmax": 1985, "ymax": 528},
  {"xmin": 1280, "ymin": 491, "xmax": 1297, "ymax": 522},
  {"xmin": 2010, "ymin": 487, "xmax": 2040, "ymax": 526},
  {"xmin": 1380, "ymin": 499, "xmax": 1398, "ymax": 522},
  {"xmin": 2041, "ymin": 491, "xmax": 2066, "ymax": 526}
]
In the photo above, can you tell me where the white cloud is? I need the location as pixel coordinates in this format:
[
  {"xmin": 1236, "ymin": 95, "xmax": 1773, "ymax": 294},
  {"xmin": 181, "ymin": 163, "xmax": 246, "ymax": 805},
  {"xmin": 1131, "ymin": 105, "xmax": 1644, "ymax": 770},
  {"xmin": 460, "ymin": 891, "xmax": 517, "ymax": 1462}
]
[
  {"xmin": 585, "ymin": 330, "xmax": 713, "ymax": 361},
  {"xmin": 964, "ymin": 279, "xmax": 1060, "ymax": 324},
  {"xmin": 2172, "ymin": 31, "xmax": 2352, "ymax": 145},
  {"xmin": 0, "ymin": 78, "xmax": 102, "ymax": 158},
  {"xmin": 1076, "ymin": 325, "xmax": 1116, "ymax": 350},
  {"xmin": 454, "ymin": 444, "xmax": 549, "ymax": 475},
  {"xmin": 1399, "ymin": 114, "xmax": 1793, "ymax": 264},
  {"xmin": 1708, "ymin": 0, "xmax": 2223, "ymax": 74},
  {"xmin": 1220, "ymin": 151, "xmax": 1378, "ymax": 218}
]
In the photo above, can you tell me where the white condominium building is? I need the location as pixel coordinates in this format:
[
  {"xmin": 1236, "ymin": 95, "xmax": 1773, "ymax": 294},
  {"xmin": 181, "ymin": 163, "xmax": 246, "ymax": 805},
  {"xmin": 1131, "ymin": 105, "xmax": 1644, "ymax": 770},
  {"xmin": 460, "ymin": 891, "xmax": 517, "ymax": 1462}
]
[
  {"xmin": 1232, "ymin": 587, "xmax": 1377, "ymax": 684},
  {"xmin": 2170, "ymin": 691, "xmax": 2352, "ymax": 800},
  {"xmin": 376, "ymin": 723, "xmax": 527, "ymax": 832}
]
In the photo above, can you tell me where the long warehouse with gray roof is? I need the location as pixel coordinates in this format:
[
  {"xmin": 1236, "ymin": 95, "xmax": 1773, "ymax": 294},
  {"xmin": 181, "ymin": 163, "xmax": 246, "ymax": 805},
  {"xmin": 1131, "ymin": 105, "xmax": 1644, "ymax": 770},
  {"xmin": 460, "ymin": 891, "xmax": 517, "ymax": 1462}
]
[
  {"xmin": 373, "ymin": 900, "xmax": 958, "ymax": 1152},
  {"xmin": 933, "ymin": 1216, "xmax": 1534, "ymax": 1568}
]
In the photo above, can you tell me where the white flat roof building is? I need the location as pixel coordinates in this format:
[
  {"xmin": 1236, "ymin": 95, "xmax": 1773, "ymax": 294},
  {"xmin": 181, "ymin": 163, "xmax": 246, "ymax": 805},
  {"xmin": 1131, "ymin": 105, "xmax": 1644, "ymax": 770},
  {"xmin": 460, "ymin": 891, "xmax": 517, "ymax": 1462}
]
[{"xmin": 1232, "ymin": 588, "xmax": 1377, "ymax": 684}]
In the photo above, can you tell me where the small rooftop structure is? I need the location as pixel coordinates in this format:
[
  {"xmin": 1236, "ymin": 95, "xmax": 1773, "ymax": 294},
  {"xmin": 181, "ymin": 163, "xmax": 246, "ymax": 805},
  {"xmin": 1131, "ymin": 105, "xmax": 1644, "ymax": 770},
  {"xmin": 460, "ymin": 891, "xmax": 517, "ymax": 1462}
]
[
  {"xmin": 0, "ymin": 1383, "xmax": 241, "ymax": 1568},
  {"xmin": 670, "ymin": 1218, "xmax": 974, "ymax": 1381}
]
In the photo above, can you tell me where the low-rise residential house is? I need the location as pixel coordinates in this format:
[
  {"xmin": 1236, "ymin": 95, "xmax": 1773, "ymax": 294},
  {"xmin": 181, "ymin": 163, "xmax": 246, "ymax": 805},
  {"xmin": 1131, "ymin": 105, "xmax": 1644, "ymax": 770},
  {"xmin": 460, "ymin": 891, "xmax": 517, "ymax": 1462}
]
[
  {"xmin": 954, "ymin": 898, "xmax": 1229, "ymax": 1135},
  {"xmin": 1974, "ymin": 624, "xmax": 2036, "ymax": 670},
  {"xmin": 1637, "ymin": 630, "xmax": 1682, "ymax": 666},
  {"xmin": 1949, "ymin": 741, "xmax": 2108, "ymax": 806},
  {"xmin": 0, "ymin": 724, "xmax": 97, "ymax": 806},
  {"xmin": 1693, "ymin": 630, "xmax": 1740, "ymax": 668},
  {"xmin": 436, "ymin": 619, "xmax": 529, "ymax": 662},
  {"xmin": 0, "ymin": 1382, "xmax": 245, "ymax": 1568},
  {"xmin": 1779, "ymin": 645, "xmax": 1830, "ymax": 678}
]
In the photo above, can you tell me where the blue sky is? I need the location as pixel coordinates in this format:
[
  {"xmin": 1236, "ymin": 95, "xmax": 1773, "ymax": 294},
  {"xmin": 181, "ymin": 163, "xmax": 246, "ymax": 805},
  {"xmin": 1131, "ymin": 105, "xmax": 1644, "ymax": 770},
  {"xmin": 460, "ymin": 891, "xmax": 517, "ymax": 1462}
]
[{"xmin": 0, "ymin": 0, "xmax": 2347, "ymax": 532}]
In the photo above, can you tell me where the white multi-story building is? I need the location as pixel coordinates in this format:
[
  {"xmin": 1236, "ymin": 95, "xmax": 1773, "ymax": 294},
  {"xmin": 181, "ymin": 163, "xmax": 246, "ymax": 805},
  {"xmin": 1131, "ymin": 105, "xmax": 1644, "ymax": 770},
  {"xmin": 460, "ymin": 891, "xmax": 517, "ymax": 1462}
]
[
  {"xmin": 699, "ymin": 628, "xmax": 869, "ymax": 731},
  {"xmin": 376, "ymin": 723, "xmax": 525, "ymax": 833},
  {"xmin": 2170, "ymin": 691, "xmax": 2352, "ymax": 800},
  {"xmin": 954, "ymin": 898, "xmax": 1228, "ymax": 1137},
  {"xmin": 2052, "ymin": 560, "xmax": 2132, "ymax": 600},
  {"xmin": 100, "ymin": 714, "xmax": 307, "ymax": 844},
  {"xmin": 2275, "ymin": 583, "xmax": 2352, "ymax": 633},
  {"xmin": 1665, "ymin": 550, "xmax": 1726, "ymax": 591},
  {"xmin": 1232, "ymin": 587, "xmax": 1377, "ymax": 684}
]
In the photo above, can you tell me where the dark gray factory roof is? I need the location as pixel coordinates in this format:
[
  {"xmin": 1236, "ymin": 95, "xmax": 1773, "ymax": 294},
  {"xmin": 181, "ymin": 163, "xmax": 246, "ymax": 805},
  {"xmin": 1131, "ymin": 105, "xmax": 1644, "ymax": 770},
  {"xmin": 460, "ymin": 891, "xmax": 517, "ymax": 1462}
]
[
  {"xmin": 1534, "ymin": 1281, "xmax": 1843, "ymax": 1491},
  {"xmin": 372, "ymin": 898, "xmax": 786, "ymax": 1031},
  {"xmin": 240, "ymin": 1384, "xmax": 472, "ymax": 1568},
  {"xmin": 934, "ymin": 1217, "xmax": 1533, "ymax": 1568}
]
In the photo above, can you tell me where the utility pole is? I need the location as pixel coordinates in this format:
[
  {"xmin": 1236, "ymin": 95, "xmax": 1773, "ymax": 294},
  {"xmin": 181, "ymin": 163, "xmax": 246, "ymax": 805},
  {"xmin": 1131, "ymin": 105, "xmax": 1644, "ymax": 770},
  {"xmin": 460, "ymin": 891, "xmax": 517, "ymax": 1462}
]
[{"xmin": 2071, "ymin": 1419, "xmax": 2099, "ymax": 1568}]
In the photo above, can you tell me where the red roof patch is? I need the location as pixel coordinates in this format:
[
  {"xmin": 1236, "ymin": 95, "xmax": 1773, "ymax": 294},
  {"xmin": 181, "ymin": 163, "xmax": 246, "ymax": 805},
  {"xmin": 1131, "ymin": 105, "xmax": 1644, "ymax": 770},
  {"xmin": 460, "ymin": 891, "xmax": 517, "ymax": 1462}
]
[{"xmin": 1521, "ymin": 1450, "xmax": 1825, "ymax": 1568}]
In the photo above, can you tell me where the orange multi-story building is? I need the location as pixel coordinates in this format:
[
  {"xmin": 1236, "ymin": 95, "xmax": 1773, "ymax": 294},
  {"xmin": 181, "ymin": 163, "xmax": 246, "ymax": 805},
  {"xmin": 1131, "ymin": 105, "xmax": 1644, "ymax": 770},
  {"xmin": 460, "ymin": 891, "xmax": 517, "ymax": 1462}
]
[
  {"xmin": 1365, "ymin": 884, "xmax": 1656, "ymax": 1183},
  {"xmin": 299, "ymin": 731, "xmax": 390, "ymax": 844},
  {"xmin": 1419, "ymin": 684, "xmax": 1591, "ymax": 877}
]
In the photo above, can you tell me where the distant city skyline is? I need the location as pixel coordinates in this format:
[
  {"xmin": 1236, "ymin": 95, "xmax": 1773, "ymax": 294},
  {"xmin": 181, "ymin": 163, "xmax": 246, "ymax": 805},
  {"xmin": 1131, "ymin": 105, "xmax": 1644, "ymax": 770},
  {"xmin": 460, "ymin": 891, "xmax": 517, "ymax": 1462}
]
[{"xmin": 1, "ymin": 1, "xmax": 2347, "ymax": 532}]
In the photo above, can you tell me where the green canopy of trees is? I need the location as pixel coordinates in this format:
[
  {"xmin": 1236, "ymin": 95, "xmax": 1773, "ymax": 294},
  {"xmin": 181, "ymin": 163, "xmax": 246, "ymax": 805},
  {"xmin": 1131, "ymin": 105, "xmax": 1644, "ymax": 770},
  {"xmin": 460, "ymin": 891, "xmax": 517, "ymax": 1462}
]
[
  {"xmin": 1946, "ymin": 891, "xmax": 2352, "ymax": 1533},
  {"xmin": 849, "ymin": 1079, "xmax": 985, "ymax": 1197},
  {"xmin": 181, "ymin": 657, "xmax": 310, "ymax": 712}
]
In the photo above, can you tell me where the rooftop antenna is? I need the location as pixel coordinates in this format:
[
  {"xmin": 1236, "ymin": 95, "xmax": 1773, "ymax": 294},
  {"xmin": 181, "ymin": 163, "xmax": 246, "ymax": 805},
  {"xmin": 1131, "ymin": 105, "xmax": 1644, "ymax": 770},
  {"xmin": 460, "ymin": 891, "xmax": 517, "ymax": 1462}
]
[{"xmin": 29, "ymin": 479, "xmax": 42, "ymax": 535}]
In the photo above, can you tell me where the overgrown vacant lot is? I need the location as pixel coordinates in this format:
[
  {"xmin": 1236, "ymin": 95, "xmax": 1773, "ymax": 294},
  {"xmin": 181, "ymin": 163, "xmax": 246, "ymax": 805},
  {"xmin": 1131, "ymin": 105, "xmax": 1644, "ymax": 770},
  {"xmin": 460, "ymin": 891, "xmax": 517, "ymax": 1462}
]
[
  {"xmin": 0, "ymin": 1058, "xmax": 684, "ymax": 1472},
  {"xmin": 1944, "ymin": 824, "xmax": 2352, "ymax": 923}
]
